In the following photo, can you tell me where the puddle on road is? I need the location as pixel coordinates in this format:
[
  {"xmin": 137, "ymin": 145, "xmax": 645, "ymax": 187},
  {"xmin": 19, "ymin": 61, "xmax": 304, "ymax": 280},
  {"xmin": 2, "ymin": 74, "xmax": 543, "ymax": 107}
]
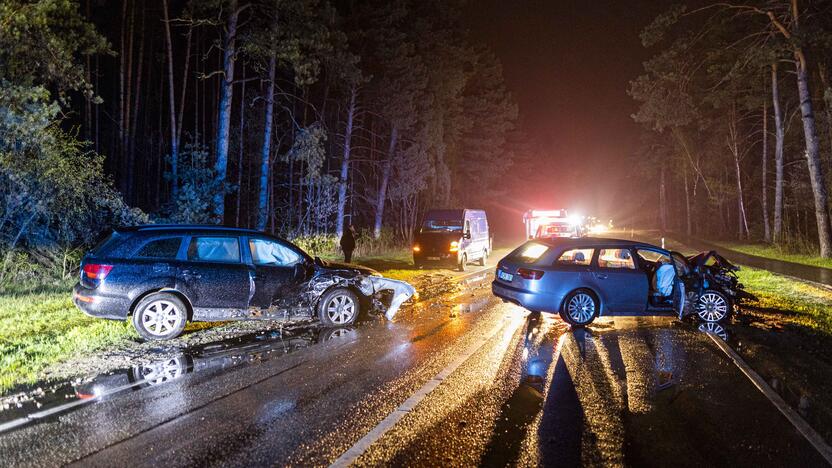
[{"xmin": 0, "ymin": 323, "xmax": 359, "ymax": 429}]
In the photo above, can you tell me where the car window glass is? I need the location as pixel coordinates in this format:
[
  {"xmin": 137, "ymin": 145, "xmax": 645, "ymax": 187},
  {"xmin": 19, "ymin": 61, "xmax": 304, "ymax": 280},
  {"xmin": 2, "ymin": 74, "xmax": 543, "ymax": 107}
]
[
  {"xmin": 188, "ymin": 237, "xmax": 240, "ymax": 263},
  {"xmin": 136, "ymin": 237, "xmax": 182, "ymax": 259},
  {"xmin": 557, "ymin": 248, "xmax": 593, "ymax": 266},
  {"xmin": 598, "ymin": 248, "xmax": 635, "ymax": 269},
  {"xmin": 249, "ymin": 239, "xmax": 302, "ymax": 266},
  {"xmin": 512, "ymin": 242, "xmax": 549, "ymax": 263},
  {"xmin": 636, "ymin": 249, "xmax": 669, "ymax": 264}
]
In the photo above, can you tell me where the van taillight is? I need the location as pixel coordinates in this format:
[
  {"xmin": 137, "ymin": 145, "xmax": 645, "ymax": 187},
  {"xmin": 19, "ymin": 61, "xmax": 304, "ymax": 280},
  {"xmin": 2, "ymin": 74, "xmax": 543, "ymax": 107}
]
[
  {"xmin": 517, "ymin": 268, "xmax": 544, "ymax": 280},
  {"xmin": 83, "ymin": 264, "xmax": 113, "ymax": 280}
]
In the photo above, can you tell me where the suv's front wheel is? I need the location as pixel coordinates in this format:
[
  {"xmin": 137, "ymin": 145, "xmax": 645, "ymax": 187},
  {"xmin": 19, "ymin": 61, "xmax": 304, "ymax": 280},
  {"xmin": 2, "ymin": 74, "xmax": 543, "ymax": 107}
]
[
  {"xmin": 319, "ymin": 288, "xmax": 360, "ymax": 326},
  {"xmin": 132, "ymin": 292, "xmax": 188, "ymax": 341}
]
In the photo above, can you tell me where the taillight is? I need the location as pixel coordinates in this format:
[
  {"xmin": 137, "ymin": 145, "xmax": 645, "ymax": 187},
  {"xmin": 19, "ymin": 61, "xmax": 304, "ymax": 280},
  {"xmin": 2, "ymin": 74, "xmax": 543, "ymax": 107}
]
[
  {"xmin": 517, "ymin": 268, "xmax": 545, "ymax": 280},
  {"xmin": 83, "ymin": 263, "xmax": 113, "ymax": 280},
  {"xmin": 450, "ymin": 241, "xmax": 459, "ymax": 252}
]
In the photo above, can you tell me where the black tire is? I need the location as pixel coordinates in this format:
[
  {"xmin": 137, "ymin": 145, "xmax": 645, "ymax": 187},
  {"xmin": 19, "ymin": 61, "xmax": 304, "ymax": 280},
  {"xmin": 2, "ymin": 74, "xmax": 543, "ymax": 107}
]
[
  {"xmin": 695, "ymin": 289, "xmax": 732, "ymax": 323},
  {"xmin": 132, "ymin": 292, "xmax": 188, "ymax": 341},
  {"xmin": 458, "ymin": 253, "xmax": 467, "ymax": 272},
  {"xmin": 559, "ymin": 289, "xmax": 599, "ymax": 327},
  {"xmin": 318, "ymin": 288, "xmax": 360, "ymax": 326},
  {"xmin": 477, "ymin": 250, "xmax": 487, "ymax": 266}
]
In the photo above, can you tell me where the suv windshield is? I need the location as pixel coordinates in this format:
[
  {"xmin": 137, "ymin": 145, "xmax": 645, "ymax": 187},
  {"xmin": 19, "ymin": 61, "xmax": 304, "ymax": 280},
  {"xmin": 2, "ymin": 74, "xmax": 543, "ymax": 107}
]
[{"xmin": 421, "ymin": 219, "xmax": 463, "ymax": 233}]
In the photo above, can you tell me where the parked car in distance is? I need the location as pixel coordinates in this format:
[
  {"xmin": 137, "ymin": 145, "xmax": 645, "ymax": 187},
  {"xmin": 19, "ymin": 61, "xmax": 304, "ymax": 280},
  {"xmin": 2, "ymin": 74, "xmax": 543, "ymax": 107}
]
[
  {"xmin": 412, "ymin": 209, "xmax": 491, "ymax": 271},
  {"xmin": 492, "ymin": 237, "xmax": 753, "ymax": 326},
  {"xmin": 73, "ymin": 225, "xmax": 414, "ymax": 340}
]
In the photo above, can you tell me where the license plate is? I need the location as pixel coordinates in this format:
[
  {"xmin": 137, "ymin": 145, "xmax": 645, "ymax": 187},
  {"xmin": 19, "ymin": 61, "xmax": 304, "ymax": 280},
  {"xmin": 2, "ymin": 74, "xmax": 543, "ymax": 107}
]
[
  {"xmin": 427, "ymin": 256, "xmax": 441, "ymax": 261},
  {"xmin": 498, "ymin": 270, "xmax": 513, "ymax": 282}
]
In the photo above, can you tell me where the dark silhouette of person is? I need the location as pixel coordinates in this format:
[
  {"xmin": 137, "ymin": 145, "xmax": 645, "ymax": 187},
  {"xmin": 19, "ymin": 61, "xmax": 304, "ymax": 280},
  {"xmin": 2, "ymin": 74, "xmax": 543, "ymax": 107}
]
[{"xmin": 340, "ymin": 225, "xmax": 356, "ymax": 263}]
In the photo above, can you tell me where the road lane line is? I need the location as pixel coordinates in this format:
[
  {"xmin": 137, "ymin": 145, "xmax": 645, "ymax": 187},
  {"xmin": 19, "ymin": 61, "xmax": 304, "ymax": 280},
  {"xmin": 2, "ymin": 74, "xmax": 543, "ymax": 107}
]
[
  {"xmin": 705, "ymin": 331, "xmax": 832, "ymax": 464},
  {"xmin": 330, "ymin": 311, "xmax": 523, "ymax": 467}
]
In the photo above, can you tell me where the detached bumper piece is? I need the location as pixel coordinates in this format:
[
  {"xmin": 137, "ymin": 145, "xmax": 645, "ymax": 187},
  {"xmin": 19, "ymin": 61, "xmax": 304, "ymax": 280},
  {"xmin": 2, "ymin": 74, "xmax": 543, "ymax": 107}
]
[{"xmin": 359, "ymin": 277, "xmax": 416, "ymax": 320}]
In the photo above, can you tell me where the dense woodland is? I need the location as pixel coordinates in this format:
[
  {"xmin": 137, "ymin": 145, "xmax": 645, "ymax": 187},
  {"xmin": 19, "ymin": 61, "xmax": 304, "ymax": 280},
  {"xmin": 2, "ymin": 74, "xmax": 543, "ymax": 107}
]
[
  {"xmin": 631, "ymin": 0, "xmax": 832, "ymax": 257},
  {"xmin": 0, "ymin": 0, "xmax": 528, "ymax": 281}
]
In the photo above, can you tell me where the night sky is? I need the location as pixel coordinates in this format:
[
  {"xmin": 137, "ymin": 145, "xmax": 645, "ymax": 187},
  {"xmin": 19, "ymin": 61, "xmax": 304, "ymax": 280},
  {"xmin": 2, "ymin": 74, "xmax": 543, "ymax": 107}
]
[{"xmin": 466, "ymin": 0, "xmax": 666, "ymax": 221}]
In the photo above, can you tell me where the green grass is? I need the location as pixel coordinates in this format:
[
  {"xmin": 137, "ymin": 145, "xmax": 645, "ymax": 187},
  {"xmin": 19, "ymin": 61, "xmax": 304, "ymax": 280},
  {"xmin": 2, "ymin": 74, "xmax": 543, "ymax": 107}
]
[
  {"xmin": 737, "ymin": 267, "xmax": 832, "ymax": 336},
  {"xmin": 0, "ymin": 281, "xmax": 137, "ymax": 392},
  {"xmin": 714, "ymin": 242, "xmax": 832, "ymax": 270}
]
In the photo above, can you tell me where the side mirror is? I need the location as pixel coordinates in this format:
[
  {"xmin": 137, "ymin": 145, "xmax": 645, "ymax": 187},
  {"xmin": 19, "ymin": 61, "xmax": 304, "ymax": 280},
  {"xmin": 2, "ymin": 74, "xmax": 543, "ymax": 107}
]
[{"xmin": 464, "ymin": 230, "xmax": 471, "ymax": 240}]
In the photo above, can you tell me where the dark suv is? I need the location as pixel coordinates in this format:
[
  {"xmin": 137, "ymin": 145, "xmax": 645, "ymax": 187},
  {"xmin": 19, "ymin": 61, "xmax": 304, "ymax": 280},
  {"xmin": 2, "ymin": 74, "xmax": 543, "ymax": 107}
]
[{"xmin": 73, "ymin": 225, "xmax": 413, "ymax": 340}]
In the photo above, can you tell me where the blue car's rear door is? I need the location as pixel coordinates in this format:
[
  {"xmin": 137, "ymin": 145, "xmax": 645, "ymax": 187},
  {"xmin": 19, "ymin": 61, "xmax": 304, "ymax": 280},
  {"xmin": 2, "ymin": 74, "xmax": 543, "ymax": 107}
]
[{"xmin": 587, "ymin": 247, "xmax": 648, "ymax": 313}]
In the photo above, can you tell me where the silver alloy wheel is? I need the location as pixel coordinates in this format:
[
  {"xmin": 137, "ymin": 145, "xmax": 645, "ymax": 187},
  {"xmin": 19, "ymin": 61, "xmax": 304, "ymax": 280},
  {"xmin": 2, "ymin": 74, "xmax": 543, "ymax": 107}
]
[
  {"xmin": 567, "ymin": 292, "xmax": 595, "ymax": 324},
  {"xmin": 325, "ymin": 293, "xmax": 356, "ymax": 325},
  {"xmin": 141, "ymin": 300, "xmax": 185, "ymax": 337},
  {"xmin": 696, "ymin": 292, "xmax": 729, "ymax": 322}
]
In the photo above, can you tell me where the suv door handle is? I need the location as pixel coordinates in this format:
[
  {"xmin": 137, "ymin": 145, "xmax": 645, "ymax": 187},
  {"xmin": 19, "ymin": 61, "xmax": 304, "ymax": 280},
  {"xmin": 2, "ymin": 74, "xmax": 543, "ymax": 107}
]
[
  {"xmin": 181, "ymin": 270, "xmax": 202, "ymax": 279},
  {"xmin": 152, "ymin": 263, "xmax": 170, "ymax": 273},
  {"xmin": 594, "ymin": 273, "xmax": 608, "ymax": 280}
]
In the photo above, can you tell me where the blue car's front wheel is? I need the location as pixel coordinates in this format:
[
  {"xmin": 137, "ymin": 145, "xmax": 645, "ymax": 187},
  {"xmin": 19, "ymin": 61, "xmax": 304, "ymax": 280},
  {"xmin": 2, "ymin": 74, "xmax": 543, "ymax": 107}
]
[{"xmin": 560, "ymin": 290, "xmax": 598, "ymax": 327}]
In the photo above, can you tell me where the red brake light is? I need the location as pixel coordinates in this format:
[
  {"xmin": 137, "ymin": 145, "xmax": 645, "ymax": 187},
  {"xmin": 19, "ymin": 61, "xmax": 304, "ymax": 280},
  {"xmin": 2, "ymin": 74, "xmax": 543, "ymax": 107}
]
[
  {"xmin": 517, "ymin": 268, "xmax": 545, "ymax": 280},
  {"xmin": 83, "ymin": 263, "xmax": 113, "ymax": 280}
]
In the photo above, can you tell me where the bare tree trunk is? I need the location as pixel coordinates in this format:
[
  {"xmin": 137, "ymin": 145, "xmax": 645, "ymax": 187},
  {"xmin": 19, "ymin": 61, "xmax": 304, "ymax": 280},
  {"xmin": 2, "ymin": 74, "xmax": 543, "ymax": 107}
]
[
  {"xmin": 127, "ymin": 3, "xmax": 144, "ymax": 205},
  {"xmin": 257, "ymin": 54, "xmax": 276, "ymax": 231},
  {"xmin": 336, "ymin": 87, "xmax": 357, "ymax": 238},
  {"xmin": 374, "ymin": 126, "xmax": 397, "ymax": 239},
  {"xmin": 118, "ymin": 0, "xmax": 127, "ymax": 190},
  {"xmin": 772, "ymin": 63, "xmax": 785, "ymax": 242},
  {"xmin": 762, "ymin": 93, "xmax": 771, "ymax": 242},
  {"xmin": 659, "ymin": 162, "xmax": 667, "ymax": 233},
  {"xmin": 162, "ymin": 0, "xmax": 180, "ymax": 200},
  {"xmin": 123, "ymin": 0, "xmax": 135, "ymax": 194},
  {"xmin": 213, "ymin": 0, "xmax": 242, "ymax": 223},
  {"xmin": 236, "ymin": 64, "xmax": 246, "ymax": 227},
  {"xmin": 177, "ymin": 25, "xmax": 193, "ymax": 152},
  {"xmin": 684, "ymin": 169, "xmax": 692, "ymax": 236}
]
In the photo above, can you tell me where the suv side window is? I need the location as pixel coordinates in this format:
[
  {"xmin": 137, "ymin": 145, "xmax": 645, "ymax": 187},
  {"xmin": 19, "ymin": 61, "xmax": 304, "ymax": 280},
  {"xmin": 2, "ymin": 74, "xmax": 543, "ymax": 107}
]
[
  {"xmin": 557, "ymin": 248, "xmax": 593, "ymax": 266},
  {"xmin": 249, "ymin": 238, "xmax": 303, "ymax": 266},
  {"xmin": 135, "ymin": 237, "xmax": 182, "ymax": 259},
  {"xmin": 598, "ymin": 248, "xmax": 635, "ymax": 269},
  {"xmin": 188, "ymin": 237, "xmax": 241, "ymax": 263}
]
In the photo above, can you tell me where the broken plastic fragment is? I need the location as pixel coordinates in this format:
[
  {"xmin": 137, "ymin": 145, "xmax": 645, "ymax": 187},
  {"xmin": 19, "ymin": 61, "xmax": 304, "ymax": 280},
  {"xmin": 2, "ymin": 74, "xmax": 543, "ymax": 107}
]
[{"xmin": 360, "ymin": 276, "xmax": 416, "ymax": 320}]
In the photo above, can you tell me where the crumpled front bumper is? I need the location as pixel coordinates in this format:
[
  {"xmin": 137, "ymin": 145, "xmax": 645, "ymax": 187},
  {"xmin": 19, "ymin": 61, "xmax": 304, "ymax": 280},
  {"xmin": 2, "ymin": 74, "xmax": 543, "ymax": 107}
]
[{"xmin": 358, "ymin": 276, "xmax": 417, "ymax": 320}]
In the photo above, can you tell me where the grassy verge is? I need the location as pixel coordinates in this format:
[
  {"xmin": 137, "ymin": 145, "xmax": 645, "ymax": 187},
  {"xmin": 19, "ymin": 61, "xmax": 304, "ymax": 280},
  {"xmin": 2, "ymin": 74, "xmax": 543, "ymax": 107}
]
[
  {"xmin": 712, "ymin": 242, "xmax": 832, "ymax": 270},
  {"xmin": 736, "ymin": 268, "xmax": 832, "ymax": 335}
]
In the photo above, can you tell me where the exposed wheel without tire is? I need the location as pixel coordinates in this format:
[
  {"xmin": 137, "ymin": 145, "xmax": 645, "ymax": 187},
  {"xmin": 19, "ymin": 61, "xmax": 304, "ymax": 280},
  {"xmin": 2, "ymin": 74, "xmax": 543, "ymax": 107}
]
[
  {"xmin": 132, "ymin": 292, "xmax": 188, "ymax": 341},
  {"xmin": 318, "ymin": 288, "xmax": 360, "ymax": 326},
  {"xmin": 458, "ymin": 254, "xmax": 467, "ymax": 272},
  {"xmin": 695, "ymin": 290, "xmax": 731, "ymax": 323},
  {"xmin": 560, "ymin": 289, "xmax": 598, "ymax": 326}
]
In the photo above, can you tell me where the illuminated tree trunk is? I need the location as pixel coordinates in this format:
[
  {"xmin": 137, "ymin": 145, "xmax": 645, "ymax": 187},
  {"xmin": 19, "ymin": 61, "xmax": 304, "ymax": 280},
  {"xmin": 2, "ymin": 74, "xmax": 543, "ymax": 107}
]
[
  {"xmin": 257, "ymin": 54, "xmax": 276, "ymax": 231},
  {"xmin": 772, "ymin": 63, "xmax": 785, "ymax": 243},
  {"xmin": 162, "ymin": 0, "xmax": 179, "ymax": 200},
  {"xmin": 213, "ymin": 0, "xmax": 241, "ymax": 223},
  {"xmin": 374, "ymin": 126, "xmax": 397, "ymax": 239},
  {"xmin": 336, "ymin": 87, "xmax": 357, "ymax": 238},
  {"xmin": 761, "ymin": 93, "xmax": 771, "ymax": 242}
]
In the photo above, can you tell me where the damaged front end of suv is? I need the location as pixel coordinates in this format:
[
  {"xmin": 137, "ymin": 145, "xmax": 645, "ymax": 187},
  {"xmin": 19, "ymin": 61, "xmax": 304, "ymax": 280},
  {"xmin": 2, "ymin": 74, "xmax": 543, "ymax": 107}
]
[
  {"xmin": 679, "ymin": 251, "xmax": 757, "ymax": 322},
  {"xmin": 255, "ymin": 258, "xmax": 416, "ymax": 326}
]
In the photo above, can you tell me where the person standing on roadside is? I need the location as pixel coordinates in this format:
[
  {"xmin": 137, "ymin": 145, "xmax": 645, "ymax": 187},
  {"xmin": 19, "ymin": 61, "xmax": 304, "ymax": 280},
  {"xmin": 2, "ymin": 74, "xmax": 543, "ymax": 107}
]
[{"xmin": 340, "ymin": 225, "xmax": 356, "ymax": 263}]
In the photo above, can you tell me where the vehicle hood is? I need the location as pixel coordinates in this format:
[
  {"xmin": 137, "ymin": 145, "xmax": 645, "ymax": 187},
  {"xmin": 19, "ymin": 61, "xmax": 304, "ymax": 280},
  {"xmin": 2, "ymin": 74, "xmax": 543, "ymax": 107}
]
[{"xmin": 315, "ymin": 259, "xmax": 381, "ymax": 277}]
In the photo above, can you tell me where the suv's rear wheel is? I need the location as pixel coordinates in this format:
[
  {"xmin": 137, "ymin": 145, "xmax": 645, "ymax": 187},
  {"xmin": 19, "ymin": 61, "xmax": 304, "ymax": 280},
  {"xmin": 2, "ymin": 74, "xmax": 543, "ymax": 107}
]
[
  {"xmin": 132, "ymin": 292, "xmax": 188, "ymax": 341},
  {"xmin": 319, "ymin": 288, "xmax": 360, "ymax": 326},
  {"xmin": 560, "ymin": 290, "xmax": 598, "ymax": 327}
]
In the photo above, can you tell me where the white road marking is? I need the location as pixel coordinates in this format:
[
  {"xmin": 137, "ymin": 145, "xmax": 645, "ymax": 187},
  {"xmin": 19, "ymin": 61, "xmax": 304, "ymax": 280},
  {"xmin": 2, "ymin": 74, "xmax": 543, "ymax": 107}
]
[
  {"xmin": 330, "ymin": 311, "xmax": 523, "ymax": 467},
  {"xmin": 705, "ymin": 331, "xmax": 832, "ymax": 464}
]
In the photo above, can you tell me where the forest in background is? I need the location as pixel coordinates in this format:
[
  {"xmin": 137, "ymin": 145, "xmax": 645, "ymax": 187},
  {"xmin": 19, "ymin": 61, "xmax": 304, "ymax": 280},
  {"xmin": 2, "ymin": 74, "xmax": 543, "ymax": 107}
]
[
  {"xmin": 0, "ymin": 0, "xmax": 532, "ymax": 285},
  {"xmin": 630, "ymin": 0, "xmax": 832, "ymax": 257}
]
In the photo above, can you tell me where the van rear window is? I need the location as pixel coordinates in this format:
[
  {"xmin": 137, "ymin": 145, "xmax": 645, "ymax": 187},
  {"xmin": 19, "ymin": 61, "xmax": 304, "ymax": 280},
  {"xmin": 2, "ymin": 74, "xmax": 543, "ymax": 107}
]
[{"xmin": 511, "ymin": 242, "xmax": 549, "ymax": 263}]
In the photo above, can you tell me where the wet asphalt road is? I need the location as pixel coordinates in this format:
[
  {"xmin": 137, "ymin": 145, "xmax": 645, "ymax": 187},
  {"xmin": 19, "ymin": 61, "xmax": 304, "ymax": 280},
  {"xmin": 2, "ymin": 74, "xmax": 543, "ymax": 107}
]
[{"xmin": 0, "ymin": 270, "xmax": 828, "ymax": 467}]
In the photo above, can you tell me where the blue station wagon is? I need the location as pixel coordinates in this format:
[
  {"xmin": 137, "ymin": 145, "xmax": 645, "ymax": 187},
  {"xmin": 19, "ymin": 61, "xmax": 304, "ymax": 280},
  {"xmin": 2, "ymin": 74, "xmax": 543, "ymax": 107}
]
[{"xmin": 492, "ymin": 237, "xmax": 752, "ymax": 326}]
